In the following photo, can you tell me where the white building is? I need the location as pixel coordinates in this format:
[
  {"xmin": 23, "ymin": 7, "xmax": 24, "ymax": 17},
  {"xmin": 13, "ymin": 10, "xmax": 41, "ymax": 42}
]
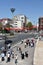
[
  {"xmin": 0, "ymin": 15, "xmax": 30, "ymax": 31},
  {"xmin": 13, "ymin": 21, "xmax": 23, "ymax": 29},
  {"xmin": 13, "ymin": 14, "xmax": 27, "ymax": 28}
]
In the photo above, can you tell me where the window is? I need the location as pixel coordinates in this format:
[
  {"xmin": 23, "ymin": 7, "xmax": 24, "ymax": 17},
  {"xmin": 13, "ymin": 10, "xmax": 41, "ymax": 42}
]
[
  {"xmin": 21, "ymin": 17, "xmax": 24, "ymax": 19},
  {"xmin": 15, "ymin": 24, "xmax": 17, "ymax": 25},
  {"xmin": 15, "ymin": 22, "xmax": 17, "ymax": 23},
  {"xmin": 14, "ymin": 26, "xmax": 17, "ymax": 28}
]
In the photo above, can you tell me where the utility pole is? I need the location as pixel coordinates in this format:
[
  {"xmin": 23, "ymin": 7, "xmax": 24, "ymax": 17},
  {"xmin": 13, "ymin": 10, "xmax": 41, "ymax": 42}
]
[{"xmin": 10, "ymin": 8, "xmax": 15, "ymax": 32}]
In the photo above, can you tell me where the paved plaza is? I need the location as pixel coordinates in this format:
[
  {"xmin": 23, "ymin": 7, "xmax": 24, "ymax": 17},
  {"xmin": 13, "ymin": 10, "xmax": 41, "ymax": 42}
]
[{"xmin": 0, "ymin": 39, "xmax": 36, "ymax": 65}]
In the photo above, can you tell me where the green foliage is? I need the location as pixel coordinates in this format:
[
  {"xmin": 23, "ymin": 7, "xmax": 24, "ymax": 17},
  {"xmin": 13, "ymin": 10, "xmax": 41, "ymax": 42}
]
[
  {"xmin": 33, "ymin": 28, "xmax": 37, "ymax": 30},
  {"xmin": 0, "ymin": 22, "xmax": 3, "ymax": 31},
  {"xmin": 26, "ymin": 22, "xmax": 33, "ymax": 28},
  {"xmin": 26, "ymin": 22, "xmax": 33, "ymax": 30}
]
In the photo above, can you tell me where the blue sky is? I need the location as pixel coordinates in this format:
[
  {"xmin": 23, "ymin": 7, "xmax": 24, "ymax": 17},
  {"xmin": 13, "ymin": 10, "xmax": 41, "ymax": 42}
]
[{"xmin": 0, "ymin": 0, "xmax": 43, "ymax": 24}]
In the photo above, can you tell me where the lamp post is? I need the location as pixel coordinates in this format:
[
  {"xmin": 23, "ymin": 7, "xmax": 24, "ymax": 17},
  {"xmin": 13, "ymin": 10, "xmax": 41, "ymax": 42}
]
[
  {"xmin": 37, "ymin": 22, "xmax": 39, "ymax": 32},
  {"xmin": 10, "ymin": 8, "xmax": 15, "ymax": 18},
  {"xmin": 10, "ymin": 8, "xmax": 15, "ymax": 32}
]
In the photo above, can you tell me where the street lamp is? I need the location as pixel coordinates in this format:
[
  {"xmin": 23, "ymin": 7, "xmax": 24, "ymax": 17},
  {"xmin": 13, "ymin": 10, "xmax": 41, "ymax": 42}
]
[
  {"xmin": 10, "ymin": 8, "xmax": 15, "ymax": 17},
  {"xmin": 10, "ymin": 8, "xmax": 15, "ymax": 32},
  {"xmin": 37, "ymin": 22, "xmax": 39, "ymax": 32}
]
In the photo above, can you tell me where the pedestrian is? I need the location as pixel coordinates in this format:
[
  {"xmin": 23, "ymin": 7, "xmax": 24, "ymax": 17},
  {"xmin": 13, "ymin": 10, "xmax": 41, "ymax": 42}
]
[
  {"xmin": 24, "ymin": 42, "xmax": 26, "ymax": 48},
  {"xmin": 31, "ymin": 42, "xmax": 34, "ymax": 47},
  {"xmin": 29, "ymin": 42, "xmax": 31, "ymax": 46},
  {"xmin": 32, "ymin": 42, "xmax": 34, "ymax": 47},
  {"xmin": 1, "ymin": 52, "xmax": 5, "ymax": 61},
  {"xmin": 25, "ymin": 51, "xmax": 28, "ymax": 58},
  {"xmin": 19, "ymin": 47, "xmax": 21, "ymax": 53},
  {"xmin": 12, "ymin": 51, "xmax": 14, "ymax": 58},
  {"xmin": 21, "ymin": 53, "xmax": 24, "ymax": 59},
  {"xmin": 26, "ymin": 40, "xmax": 29, "ymax": 46},
  {"xmin": 15, "ymin": 54, "xmax": 18, "ymax": 65},
  {"xmin": 3, "ymin": 49, "xmax": 6, "ymax": 56},
  {"xmin": 6, "ymin": 51, "xmax": 11, "ymax": 63},
  {"xmin": 31, "ymin": 39, "xmax": 34, "ymax": 43},
  {"xmin": 7, "ymin": 43, "xmax": 11, "ymax": 49},
  {"xmin": 21, "ymin": 40, "xmax": 23, "ymax": 44},
  {"xmin": 31, "ymin": 42, "xmax": 33, "ymax": 47},
  {"xmin": 6, "ymin": 53, "xmax": 10, "ymax": 62},
  {"xmin": 17, "ymin": 46, "xmax": 19, "ymax": 51},
  {"xmin": 7, "ymin": 50, "xmax": 11, "ymax": 57}
]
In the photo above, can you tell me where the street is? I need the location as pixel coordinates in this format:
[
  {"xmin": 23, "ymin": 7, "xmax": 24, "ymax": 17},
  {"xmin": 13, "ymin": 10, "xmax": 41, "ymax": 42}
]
[{"xmin": 0, "ymin": 33, "xmax": 38, "ymax": 49}]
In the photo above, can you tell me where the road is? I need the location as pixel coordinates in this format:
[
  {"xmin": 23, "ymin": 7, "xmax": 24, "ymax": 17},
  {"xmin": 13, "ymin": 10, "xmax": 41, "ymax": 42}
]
[
  {"xmin": 7, "ymin": 33, "xmax": 37, "ymax": 43},
  {"xmin": 0, "ymin": 33, "xmax": 38, "ymax": 49}
]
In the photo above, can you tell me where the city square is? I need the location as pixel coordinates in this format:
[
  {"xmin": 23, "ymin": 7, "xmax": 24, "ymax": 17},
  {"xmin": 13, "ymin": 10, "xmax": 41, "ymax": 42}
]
[{"xmin": 0, "ymin": 0, "xmax": 43, "ymax": 65}]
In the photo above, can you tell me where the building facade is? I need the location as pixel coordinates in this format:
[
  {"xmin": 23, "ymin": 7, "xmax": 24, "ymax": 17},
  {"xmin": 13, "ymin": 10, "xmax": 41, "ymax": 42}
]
[
  {"xmin": 13, "ymin": 20, "xmax": 23, "ymax": 30},
  {"xmin": 0, "ymin": 15, "xmax": 30, "ymax": 31},
  {"xmin": 0, "ymin": 18, "xmax": 13, "ymax": 26},
  {"xmin": 13, "ymin": 14, "xmax": 27, "ymax": 28},
  {"xmin": 39, "ymin": 17, "xmax": 43, "ymax": 31}
]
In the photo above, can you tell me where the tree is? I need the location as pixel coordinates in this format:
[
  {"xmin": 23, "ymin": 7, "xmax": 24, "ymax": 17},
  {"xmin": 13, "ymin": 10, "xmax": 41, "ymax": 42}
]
[
  {"xmin": 26, "ymin": 22, "xmax": 33, "ymax": 28},
  {"xmin": 0, "ymin": 22, "xmax": 3, "ymax": 31},
  {"xmin": 26, "ymin": 22, "xmax": 33, "ymax": 30}
]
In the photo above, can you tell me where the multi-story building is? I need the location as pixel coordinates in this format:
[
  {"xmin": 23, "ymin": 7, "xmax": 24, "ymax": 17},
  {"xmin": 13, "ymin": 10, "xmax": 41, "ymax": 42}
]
[
  {"xmin": 12, "ymin": 20, "xmax": 23, "ymax": 31},
  {"xmin": 39, "ymin": 17, "xmax": 43, "ymax": 31},
  {"xmin": 13, "ymin": 14, "xmax": 27, "ymax": 28},
  {"xmin": 0, "ymin": 18, "xmax": 13, "ymax": 31},
  {"xmin": 0, "ymin": 14, "xmax": 30, "ymax": 31},
  {"xmin": 0, "ymin": 18, "xmax": 13, "ymax": 26}
]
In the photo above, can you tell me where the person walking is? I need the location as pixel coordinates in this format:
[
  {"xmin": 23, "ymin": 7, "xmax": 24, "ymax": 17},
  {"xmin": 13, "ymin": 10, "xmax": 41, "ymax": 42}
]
[
  {"xmin": 15, "ymin": 54, "xmax": 18, "ymax": 65},
  {"xmin": 24, "ymin": 42, "xmax": 26, "ymax": 48},
  {"xmin": 6, "ymin": 53, "xmax": 10, "ymax": 62},
  {"xmin": 1, "ymin": 52, "xmax": 5, "ymax": 61},
  {"xmin": 12, "ymin": 51, "xmax": 14, "ymax": 58},
  {"xmin": 21, "ymin": 53, "xmax": 24, "ymax": 59},
  {"xmin": 29, "ymin": 41, "xmax": 31, "ymax": 46},
  {"xmin": 25, "ymin": 51, "xmax": 28, "ymax": 58}
]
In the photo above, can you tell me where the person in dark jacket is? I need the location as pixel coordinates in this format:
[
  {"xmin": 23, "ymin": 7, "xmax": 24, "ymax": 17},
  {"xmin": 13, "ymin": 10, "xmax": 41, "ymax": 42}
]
[
  {"xmin": 21, "ymin": 53, "xmax": 24, "ymax": 59},
  {"xmin": 25, "ymin": 51, "xmax": 28, "ymax": 58}
]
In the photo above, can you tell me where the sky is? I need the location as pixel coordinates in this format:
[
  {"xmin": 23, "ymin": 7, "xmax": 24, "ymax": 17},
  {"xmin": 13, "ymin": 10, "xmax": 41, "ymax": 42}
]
[{"xmin": 0, "ymin": 0, "xmax": 43, "ymax": 25}]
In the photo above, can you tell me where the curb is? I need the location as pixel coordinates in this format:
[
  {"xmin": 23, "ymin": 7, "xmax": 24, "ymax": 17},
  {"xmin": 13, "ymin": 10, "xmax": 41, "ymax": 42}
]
[
  {"xmin": 7, "ymin": 35, "xmax": 15, "ymax": 38},
  {"xmin": 33, "ymin": 37, "xmax": 39, "ymax": 65}
]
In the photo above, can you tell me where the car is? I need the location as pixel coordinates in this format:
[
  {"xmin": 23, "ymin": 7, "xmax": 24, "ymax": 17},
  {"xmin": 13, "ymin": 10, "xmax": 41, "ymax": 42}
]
[{"xmin": 5, "ymin": 40, "xmax": 12, "ymax": 44}]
